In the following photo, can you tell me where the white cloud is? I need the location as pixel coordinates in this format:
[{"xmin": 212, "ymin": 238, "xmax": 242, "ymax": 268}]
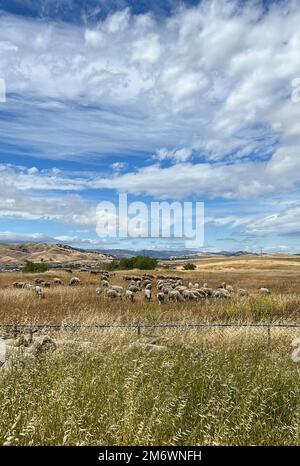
[
  {"xmin": 154, "ymin": 147, "xmax": 192, "ymax": 162},
  {"xmin": 246, "ymin": 204, "xmax": 300, "ymax": 237},
  {"xmin": 91, "ymin": 161, "xmax": 277, "ymax": 199},
  {"xmin": 0, "ymin": 232, "xmax": 52, "ymax": 243},
  {"xmin": 0, "ymin": 164, "xmax": 97, "ymax": 225},
  {"xmin": 1, "ymin": 1, "xmax": 300, "ymax": 251},
  {"xmin": 110, "ymin": 162, "xmax": 128, "ymax": 171},
  {"xmin": 0, "ymin": 1, "xmax": 299, "ymax": 162}
]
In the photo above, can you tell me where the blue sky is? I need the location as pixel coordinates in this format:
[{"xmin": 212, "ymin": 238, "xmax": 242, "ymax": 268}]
[{"xmin": 0, "ymin": 0, "xmax": 300, "ymax": 252}]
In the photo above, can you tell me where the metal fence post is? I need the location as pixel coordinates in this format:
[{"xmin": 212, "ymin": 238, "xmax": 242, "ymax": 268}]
[
  {"xmin": 267, "ymin": 326, "xmax": 271, "ymax": 346},
  {"xmin": 137, "ymin": 324, "xmax": 141, "ymax": 336}
]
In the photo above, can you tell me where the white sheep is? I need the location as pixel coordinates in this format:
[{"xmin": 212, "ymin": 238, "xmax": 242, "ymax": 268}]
[
  {"xmin": 157, "ymin": 292, "xmax": 165, "ymax": 305},
  {"xmin": 260, "ymin": 288, "xmax": 271, "ymax": 295},
  {"xmin": 34, "ymin": 286, "xmax": 45, "ymax": 299},
  {"xmin": 110, "ymin": 285, "xmax": 123, "ymax": 293},
  {"xmin": 239, "ymin": 289, "xmax": 249, "ymax": 297},
  {"xmin": 144, "ymin": 289, "xmax": 151, "ymax": 301},
  {"xmin": 53, "ymin": 278, "xmax": 64, "ymax": 285},
  {"xmin": 212, "ymin": 289, "xmax": 231, "ymax": 299},
  {"xmin": 106, "ymin": 289, "xmax": 121, "ymax": 299},
  {"xmin": 126, "ymin": 290, "xmax": 135, "ymax": 302},
  {"xmin": 69, "ymin": 277, "xmax": 81, "ymax": 286}
]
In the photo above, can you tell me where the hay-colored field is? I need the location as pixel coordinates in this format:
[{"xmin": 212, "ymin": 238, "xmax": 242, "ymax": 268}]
[
  {"xmin": 1, "ymin": 255, "xmax": 300, "ymax": 446},
  {"xmin": 1, "ymin": 327, "xmax": 299, "ymax": 446},
  {"xmin": 0, "ymin": 255, "xmax": 300, "ymax": 324}
]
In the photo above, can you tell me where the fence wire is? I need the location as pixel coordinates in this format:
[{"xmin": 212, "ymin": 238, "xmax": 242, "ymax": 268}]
[{"xmin": 1, "ymin": 322, "xmax": 300, "ymax": 343}]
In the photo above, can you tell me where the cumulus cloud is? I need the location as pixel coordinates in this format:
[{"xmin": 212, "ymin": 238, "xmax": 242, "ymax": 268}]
[
  {"xmin": 154, "ymin": 147, "xmax": 192, "ymax": 162},
  {"xmin": 110, "ymin": 162, "xmax": 128, "ymax": 171},
  {"xmin": 90, "ymin": 161, "xmax": 280, "ymax": 199},
  {"xmin": 1, "ymin": 1, "xmax": 300, "ymax": 251},
  {"xmin": 0, "ymin": 0, "xmax": 299, "ymax": 162},
  {"xmin": 0, "ymin": 164, "xmax": 97, "ymax": 225},
  {"xmin": 0, "ymin": 231, "xmax": 52, "ymax": 243},
  {"xmin": 246, "ymin": 204, "xmax": 300, "ymax": 237}
]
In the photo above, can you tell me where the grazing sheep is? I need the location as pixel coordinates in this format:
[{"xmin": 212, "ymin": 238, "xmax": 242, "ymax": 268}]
[
  {"xmin": 144, "ymin": 289, "xmax": 152, "ymax": 301},
  {"xmin": 212, "ymin": 289, "xmax": 231, "ymax": 299},
  {"xmin": 129, "ymin": 285, "xmax": 139, "ymax": 293},
  {"xmin": 145, "ymin": 283, "xmax": 152, "ymax": 290},
  {"xmin": 201, "ymin": 287, "xmax": 213, "ymax": 297},
  {"xmin": 226, "ymin": 284, "xmax": 234, "ymax": 293},
  {"xmin": 142, "ymin": 280, "xmax": 152, "ymax": 288},
  {"xmin": 106, "ymin": 289, "xmax": 121, "ymax": 299},
  {"xmin": 110, "ymin": 285, "xmax": 123, "ymax": 293},
  {"xmin": 175, "ymin": 285, "xmax": 187, "ymax": 293},
  {"xmin": 35, "ymin": 278, "xmax": 44, "ymax": 285},
  {"xmin": 126, "ymin": 290, "xmax": 135, "ymax": 302},
  {"xmin": 13, "ymin": 282, "xmax": 25, "ymax": 289},
  {"xmin": 260, "ymin": 287, "xmax": 271, "ymax": 295},
  {"xmin": 217, "ymin": 282, "xmax": 227, "ymax": 289},
  {"xmin": 24, "ymin": 283, "xmax": 33, "ymax": 290},
  {"xmin": 157, "ymin": 292, "xmax": 165, "ymax": 305},
  {"xmin": 102, "ymin": 280, "xmax": 109, "ymax": 288},
  {"xmin": 191, "ymin": 289, "xmax": 206, "ymax": 299},
  {"xmin": 160, "ymin": 286, "xmax": 170, "ymax": 294},
  {"xmin": 41, "ymin": 281, "xmax": 51, "ymax": 288},
  {"xmin": 69, "ymin": 277, "xmax": 81, "ymax": 286},
  {"xmin": 239, "ymin": 289, "xmax": 249, "ymax": 297},
  {"xmin": 168, "ymin": 289, "xmax": 184, "ymax": 302},
  {"xmin": 182, "ymin": 289, "xmax": 198, "ymax": 300},
  {"xmin": 34, "ymin": 286, "xmax": 45, "ymax": 298},
  {"xmin": 96, "ymin": 287, "xmax": 103, "ymax": 295},
  {"xmin": 53, "ymin": 278, "xmax": 64, "ymax": 285}
]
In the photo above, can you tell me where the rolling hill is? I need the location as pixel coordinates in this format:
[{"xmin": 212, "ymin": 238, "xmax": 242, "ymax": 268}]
[{"xmin": 0, "ymin": 243, "xmax": 113, "ymax": 265}]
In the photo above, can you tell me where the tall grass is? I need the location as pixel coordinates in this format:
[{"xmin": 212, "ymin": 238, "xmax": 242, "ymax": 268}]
[
  {"xmin": 1, "ymin": 263, "xmax": 300, "ymax": 446},
  {"xmin": 0, "ymin": 330, "xmax": 299, "ymax": 446},
  {"xmin": 0, "ymin": 286, "xmax": 300, "ymax": 324}
]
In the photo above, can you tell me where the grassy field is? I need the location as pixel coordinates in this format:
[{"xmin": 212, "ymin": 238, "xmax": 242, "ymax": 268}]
[
  {"xmin": 0, "ymin": 256, "xmax": 300, "ymax": 446},
  {"xmin": 0, "ymin": 329, "xmax": 299, "ymax": 446},
  {"xmin": 0, "ymin": 255, "xmax": 300, "ymax": 323}
]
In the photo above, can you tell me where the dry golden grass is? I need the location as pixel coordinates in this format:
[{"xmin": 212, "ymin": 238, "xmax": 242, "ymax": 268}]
[
  {"xmin": 1, "ymin": 327, "xmax": 299, "ymax": 446},
  {"xmin": 0, "ymin": 256, "xmax": 300, "ymax": 324},
  {"xmin": 1, "ymin": 256, "xmax": 300, "ymax": 446}
]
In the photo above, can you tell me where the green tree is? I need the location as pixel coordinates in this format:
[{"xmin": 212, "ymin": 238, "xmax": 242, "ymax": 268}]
[
  {"xmin": 183, "ymin": 263, "xmax": 196, "ymax": 270},
  {"xmin": 22, "ymin": 261, "xmax": 51, "ymax": 273},
  {"xmin": 117, "ymin": 256, "xmax": 157, "ymax": 270}
]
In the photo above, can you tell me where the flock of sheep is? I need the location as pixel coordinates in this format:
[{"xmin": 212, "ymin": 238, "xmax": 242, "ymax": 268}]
[
  {"xmin": 95, "ymin": 272, "xmax": 271, "ymax": 304},
  {"xmin": 11, "ymin": 272, "xmax": 271, "ymax": 303},
  {"xmin": 12, "ymin": 276, "xmax": 80, "ymax": 298}
]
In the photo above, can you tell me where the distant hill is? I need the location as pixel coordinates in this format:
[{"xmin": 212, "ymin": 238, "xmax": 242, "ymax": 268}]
[
  {"xmin": 0, "ymin": 243, "xmax": 113, "ymax": 265},
  {"xmin": 0, "ymin": 242, "xmax": 259, "ymax": 265},
  {"xmin": 99, "ymin": 248, "xmax": 257, "ymax": 260}
]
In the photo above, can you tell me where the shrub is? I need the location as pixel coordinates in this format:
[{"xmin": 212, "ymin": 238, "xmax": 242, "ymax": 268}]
[
  {"xmin": 22, "ymin": 261, "xmax": 51, "ymax": 273},
  {"xmin": 117, "ymin": 256, "xmax": 158, "ymax": 270},
  {"xmin": 183, "ymin": 263, "xmax": 196, "ymax": 270},
  {"xmin": 105, "ymin": 260, "xmax": 120, "ymax": 271}
]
